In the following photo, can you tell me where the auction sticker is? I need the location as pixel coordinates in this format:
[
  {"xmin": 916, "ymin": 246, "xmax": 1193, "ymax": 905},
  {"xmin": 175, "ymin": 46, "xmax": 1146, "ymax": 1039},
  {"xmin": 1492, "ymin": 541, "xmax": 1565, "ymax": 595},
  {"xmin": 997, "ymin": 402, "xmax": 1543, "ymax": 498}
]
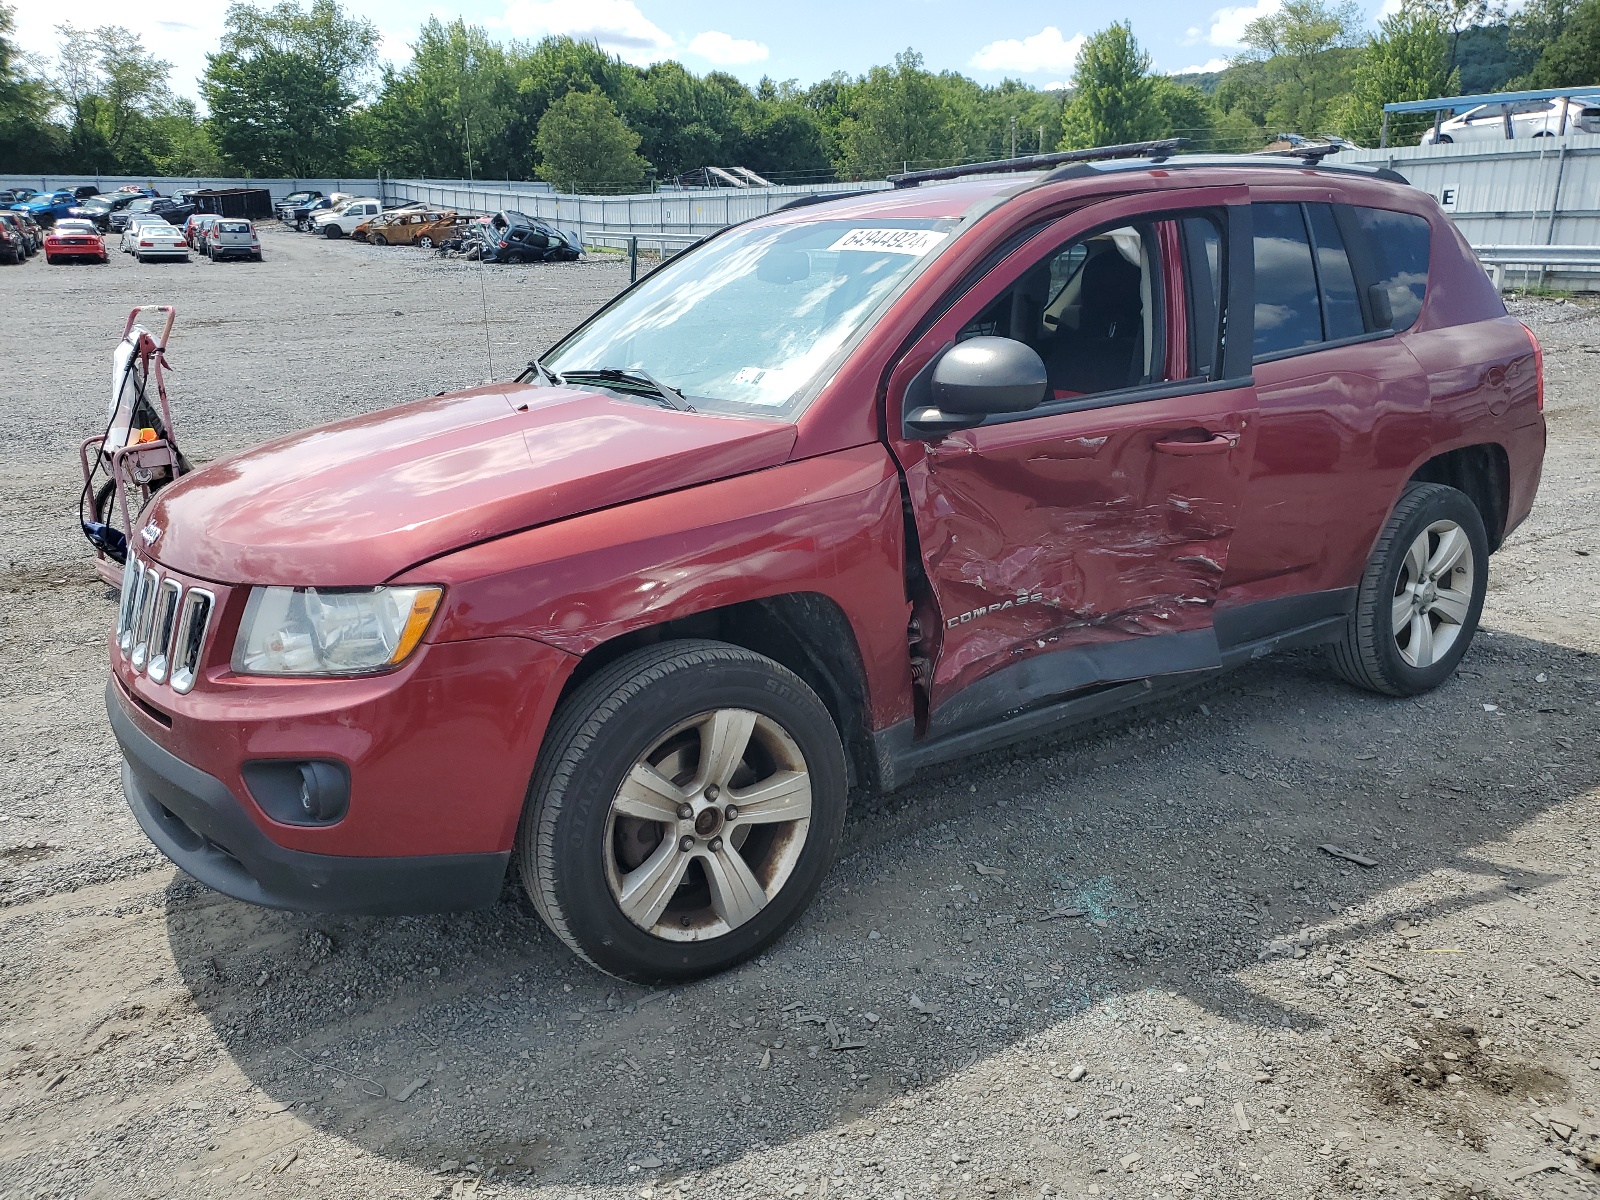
[{"xmin": 826, "ymin": 227, "xmax": 948, "ymax": 255}]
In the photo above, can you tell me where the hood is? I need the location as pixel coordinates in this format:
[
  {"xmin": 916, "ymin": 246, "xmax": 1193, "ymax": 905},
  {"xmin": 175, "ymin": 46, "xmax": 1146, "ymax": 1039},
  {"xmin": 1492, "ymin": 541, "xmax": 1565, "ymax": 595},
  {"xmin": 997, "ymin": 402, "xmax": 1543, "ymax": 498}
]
[{"xmin": 144, "ymin": 382, "xmax": 798, "ymax": 586}]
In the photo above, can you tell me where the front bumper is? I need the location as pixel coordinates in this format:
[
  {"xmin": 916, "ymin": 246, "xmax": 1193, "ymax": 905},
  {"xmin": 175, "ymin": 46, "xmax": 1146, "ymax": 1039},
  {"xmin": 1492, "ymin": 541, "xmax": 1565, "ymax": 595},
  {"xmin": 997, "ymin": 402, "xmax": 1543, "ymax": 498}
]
[{"xmin": 109, "ymin": 682, "xmax": 510, "ymax": 914}]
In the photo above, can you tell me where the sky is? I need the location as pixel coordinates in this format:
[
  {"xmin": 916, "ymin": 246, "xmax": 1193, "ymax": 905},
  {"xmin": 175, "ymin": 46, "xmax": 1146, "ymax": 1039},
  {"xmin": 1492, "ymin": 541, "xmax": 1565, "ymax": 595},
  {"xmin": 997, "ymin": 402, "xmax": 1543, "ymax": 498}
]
[{"xmin": 9, "ymin": 0, "xmax": 1397, "ymax": 108}]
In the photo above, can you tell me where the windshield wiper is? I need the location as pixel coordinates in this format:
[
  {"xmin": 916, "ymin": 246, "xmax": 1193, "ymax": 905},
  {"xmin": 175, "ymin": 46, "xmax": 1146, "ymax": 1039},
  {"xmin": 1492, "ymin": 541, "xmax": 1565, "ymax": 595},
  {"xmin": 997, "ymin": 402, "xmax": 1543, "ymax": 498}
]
[
  {"xmin": 519, "ymin": 357, "xmax": 560, "ymax": 387},
  {"xmin": 559, "ymin": 367, "xmax": 695, "ymax": 412}
]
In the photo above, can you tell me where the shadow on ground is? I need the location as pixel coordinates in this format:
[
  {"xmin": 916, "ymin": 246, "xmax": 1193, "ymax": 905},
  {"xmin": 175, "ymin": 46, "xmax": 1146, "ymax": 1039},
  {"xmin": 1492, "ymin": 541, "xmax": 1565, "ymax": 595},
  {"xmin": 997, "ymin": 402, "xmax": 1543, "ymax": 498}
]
[{"xmin": 163, "ymin": 631, "xmax": 1598, "ymax": 1187}]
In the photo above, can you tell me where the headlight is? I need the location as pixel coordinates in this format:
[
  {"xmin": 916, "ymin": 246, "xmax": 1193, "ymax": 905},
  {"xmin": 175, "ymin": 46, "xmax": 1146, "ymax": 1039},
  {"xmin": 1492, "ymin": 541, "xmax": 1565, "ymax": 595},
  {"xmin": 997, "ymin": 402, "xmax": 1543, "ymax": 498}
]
[{"xmin": 232, "ymin": 585, "xmax": 443, "ymax": 677}]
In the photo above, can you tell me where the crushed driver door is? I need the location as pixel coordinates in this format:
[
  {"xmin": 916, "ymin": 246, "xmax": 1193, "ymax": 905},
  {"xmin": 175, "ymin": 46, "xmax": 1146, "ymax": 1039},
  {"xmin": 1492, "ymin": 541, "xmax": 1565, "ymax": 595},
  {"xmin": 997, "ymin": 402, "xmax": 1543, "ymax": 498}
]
[{"xmin": 887, "ymin": 191, "xmax": 1258, "ymax": 737}]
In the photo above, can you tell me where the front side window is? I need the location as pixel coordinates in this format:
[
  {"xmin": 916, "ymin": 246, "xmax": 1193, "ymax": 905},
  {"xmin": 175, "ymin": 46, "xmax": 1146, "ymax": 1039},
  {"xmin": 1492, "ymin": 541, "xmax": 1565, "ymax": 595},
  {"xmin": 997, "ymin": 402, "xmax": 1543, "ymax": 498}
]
[
  {"xmin": 955, "ymin": 221, "xmax": 1167, "ymax": 399},
  {"xmin": 1355, "ymin": 207, "xmax": 1431, "ymax": 331},
  {"xmin": 545, "ymin": 217, "xmax": 958, "ymax": 416}
]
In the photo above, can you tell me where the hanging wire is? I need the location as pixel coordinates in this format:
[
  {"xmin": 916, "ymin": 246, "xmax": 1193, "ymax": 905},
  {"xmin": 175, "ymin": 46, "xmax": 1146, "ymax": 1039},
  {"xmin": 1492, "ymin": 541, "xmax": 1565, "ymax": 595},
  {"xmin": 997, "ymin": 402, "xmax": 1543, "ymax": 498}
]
[{"xmin": 460, "ymin": 81, "xmax": 496, "ymax": 383}]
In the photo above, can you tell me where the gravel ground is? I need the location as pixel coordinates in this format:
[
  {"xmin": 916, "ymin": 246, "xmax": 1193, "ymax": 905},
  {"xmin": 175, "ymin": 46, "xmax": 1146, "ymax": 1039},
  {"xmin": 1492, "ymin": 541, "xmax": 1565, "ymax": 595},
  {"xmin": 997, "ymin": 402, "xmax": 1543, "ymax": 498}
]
[{"xmin": 0, "ymin": 227, "xmax": 1597, "ymax": 1200}]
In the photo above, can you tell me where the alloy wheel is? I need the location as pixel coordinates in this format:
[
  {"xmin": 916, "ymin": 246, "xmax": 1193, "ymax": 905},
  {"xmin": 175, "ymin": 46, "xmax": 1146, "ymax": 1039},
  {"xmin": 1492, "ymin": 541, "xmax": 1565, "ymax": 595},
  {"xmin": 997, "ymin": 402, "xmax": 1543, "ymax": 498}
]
[
  {"xmin": 603, "ymin": 708, "xmax": 812, "ymax": 942},
  {"xmin": 1391, "ymin": 518, "xmax": 1474, "ymax": 668}
]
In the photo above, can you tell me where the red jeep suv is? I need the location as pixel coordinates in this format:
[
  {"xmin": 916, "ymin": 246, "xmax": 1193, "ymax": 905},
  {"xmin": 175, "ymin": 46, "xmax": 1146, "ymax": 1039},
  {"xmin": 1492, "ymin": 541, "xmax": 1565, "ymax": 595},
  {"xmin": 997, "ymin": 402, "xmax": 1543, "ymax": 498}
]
[{"xmin": 107, "ymin": 150, "xmax": 1545, "ymax": 982}]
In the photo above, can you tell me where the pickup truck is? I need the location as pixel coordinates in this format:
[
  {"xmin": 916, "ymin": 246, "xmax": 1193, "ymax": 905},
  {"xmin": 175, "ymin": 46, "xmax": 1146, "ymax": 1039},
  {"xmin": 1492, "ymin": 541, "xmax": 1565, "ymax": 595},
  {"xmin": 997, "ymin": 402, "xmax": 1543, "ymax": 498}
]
[
  {"xmin": 108, "ymin": 150, "xmax": 1546, "ymax": 984},
  {"xmin": 9, "ymin": 190, "xmax": 80, "ymax": 226},
  {"xmin": 107, "ymin": 196, "xmax": 196, "ymax": 234},
  {"xmin": 311, "ymin": 197, "xmax": 384, "ymax": 238},
  {"xmin": 273, "ymin": 190, "xmax": 323, "ymax": 223}
]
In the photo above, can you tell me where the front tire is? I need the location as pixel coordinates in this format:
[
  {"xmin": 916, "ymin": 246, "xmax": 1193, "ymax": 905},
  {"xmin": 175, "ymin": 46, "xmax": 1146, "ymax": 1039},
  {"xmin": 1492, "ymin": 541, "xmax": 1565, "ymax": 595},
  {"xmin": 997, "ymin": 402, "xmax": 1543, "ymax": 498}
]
[
  {"xmin": 519, "ymin": 641, "xmax": 848, "ymax": 983},
  {"xmin": 1330, "ymin": 482, "xmax": 1489, "ymax": 696}
]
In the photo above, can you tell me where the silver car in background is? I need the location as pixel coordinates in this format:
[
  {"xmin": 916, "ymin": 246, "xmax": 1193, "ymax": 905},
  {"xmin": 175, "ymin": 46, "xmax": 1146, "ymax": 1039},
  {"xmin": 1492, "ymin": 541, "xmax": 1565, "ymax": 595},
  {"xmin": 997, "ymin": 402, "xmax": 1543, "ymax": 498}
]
[
  {"xmin": 1421, "ymin": 96, "xmax": 1600, "ymax": 143},
  {"xmin": 207, "ymin": 219, "xmax": 263, "ymax": 263}
]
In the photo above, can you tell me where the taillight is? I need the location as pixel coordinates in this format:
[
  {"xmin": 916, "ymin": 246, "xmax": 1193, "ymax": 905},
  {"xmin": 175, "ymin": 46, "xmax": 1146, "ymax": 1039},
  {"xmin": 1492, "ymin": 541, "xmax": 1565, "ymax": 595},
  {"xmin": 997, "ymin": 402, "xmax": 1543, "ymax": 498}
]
[
  {"xmin": 1521, "ymin": 322, "xmax": 1544, "ymax": 412},
  {"xmin": 498, "ymin": 240, "xmax": 509, "ymax": 248},
  {"xmin": 139, "ymin": 240, "xmax": 152, "ymax": 247}
]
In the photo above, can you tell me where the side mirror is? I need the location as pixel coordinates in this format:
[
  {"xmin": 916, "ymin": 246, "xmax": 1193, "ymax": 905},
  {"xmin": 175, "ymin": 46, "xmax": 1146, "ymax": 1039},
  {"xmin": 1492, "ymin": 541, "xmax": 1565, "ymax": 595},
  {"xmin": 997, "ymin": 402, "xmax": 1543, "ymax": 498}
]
[{"xmin": 906, "ymin": 337, "xmax": 1048, "ymax": 437}]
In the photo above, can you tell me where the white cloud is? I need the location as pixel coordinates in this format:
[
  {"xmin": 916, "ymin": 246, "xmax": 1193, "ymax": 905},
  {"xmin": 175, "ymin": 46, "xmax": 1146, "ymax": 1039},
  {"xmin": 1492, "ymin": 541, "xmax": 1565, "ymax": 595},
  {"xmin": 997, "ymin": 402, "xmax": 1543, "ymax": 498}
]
[
  {"xmin": 1206, "ymin": 0, "xmax": 1281, "ymax": 46},
  {"xmin": 499, "ymin": 0, "xmax": 673, "ymax": 62},
  {"xmin": 686, "ymin": 30, "xmax": 768, "ymax": 65},
  {"xmin": 970, "ymin": 26, "xmax": 1087, "ymax": 75},
  {"xmin": 377, "ymin": 31, "xmax": 414, "ymax": 65},
  {"xmin": 1042, "ymin": 81, "xmax": 1072, "ymax": 91},
  {"xmin": 1171, "ymin": 57, "xmax": 1230, "ymax": 73},
  {"xmin": 11, "ymin": 0, "xmax": 228, "ymax": 101}
]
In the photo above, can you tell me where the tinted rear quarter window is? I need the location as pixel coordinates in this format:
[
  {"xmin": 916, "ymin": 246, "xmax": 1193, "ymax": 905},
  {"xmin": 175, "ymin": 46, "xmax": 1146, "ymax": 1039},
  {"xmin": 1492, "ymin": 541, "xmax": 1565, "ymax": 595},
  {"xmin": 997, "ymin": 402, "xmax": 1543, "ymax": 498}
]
[
  {"xmin": 1306, "ymin": 203, "xmax": 1365, "ymax": 340},
  {"xmin": 1355, "ymin": 207, "xmax": 1431, "ymax": 331},
  {"xmin": 1252, "ymin": 203, "xmax": 1322, "ymax": 357}
]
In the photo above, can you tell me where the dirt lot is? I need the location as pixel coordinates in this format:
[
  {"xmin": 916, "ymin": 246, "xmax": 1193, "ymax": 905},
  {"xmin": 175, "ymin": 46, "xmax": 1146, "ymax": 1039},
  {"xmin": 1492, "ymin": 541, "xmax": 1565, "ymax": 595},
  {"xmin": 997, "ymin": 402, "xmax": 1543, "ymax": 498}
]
[{"xmin": 1, "ymin": 226, "xmax": 1597, "ymax": 1200}]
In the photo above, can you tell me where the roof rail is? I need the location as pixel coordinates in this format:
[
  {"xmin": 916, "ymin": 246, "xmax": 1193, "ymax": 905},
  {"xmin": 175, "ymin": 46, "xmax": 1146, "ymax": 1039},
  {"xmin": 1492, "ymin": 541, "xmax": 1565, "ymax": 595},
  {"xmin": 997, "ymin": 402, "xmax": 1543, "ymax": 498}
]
[
  {"xmin": 1261, "ymin": 134, "xmax": 1350, "ymax": 164},
  {"xmin": 888, "ymin": 139, "xmax": 1188, "ymax": 188}
]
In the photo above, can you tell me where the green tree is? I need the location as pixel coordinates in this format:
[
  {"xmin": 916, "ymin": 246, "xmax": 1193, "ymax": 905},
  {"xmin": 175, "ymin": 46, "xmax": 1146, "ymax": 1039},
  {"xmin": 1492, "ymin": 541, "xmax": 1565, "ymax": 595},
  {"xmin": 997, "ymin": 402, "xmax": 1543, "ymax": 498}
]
[
  {"xmin": 367, "ymin": 18, "xmax": 513, "ymax": 177},
  {"xmin": 1529, "ymin": 0, "xmax": 1600, "ymax": 84},
  {"xmin": 54, "ymin": 23, "xmax": 173, "ymax": 172},
  {"xmin": 1338, "ymin": 5, "xmax": 1458, "ymax": 146},
  {"xmin": 1152, "ymin": 78, "xmax": 1219, "ymax": 148},
  {"xmin": 535, "ymin": 88, "xmax": 647, "ymax": 192},
  {"xmin": 837, "ymin": 50, "xmax": 962, "ymax": 178},
  {"xmin": 1060, "ymin": 23, "xmax": 1164, "ymax": 148},
  {"xmin": 1508, "ymin": 0, "xmax": 1576, "ymax": 78},
  {"xmin": 1237, "ymin": 0, "xmax": 1365, "ymax": 134},
  {"xmin": 0, "ymin": 2, "xmax": 56, "ymax": 169},
  {"xmin": 202, "ymin": 0, "xmax": 378, "ymax": 176}
]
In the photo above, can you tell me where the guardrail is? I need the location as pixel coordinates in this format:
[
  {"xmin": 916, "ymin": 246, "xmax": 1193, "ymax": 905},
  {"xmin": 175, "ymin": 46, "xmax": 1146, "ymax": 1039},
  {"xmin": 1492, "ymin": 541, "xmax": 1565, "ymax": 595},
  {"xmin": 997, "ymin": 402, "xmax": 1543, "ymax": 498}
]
[
  {"xmin": 582, "ymin": 231, "xmax": 704, "ymax": 282},
  {"xmin": 1474, "ymin": 243, "xmax": 1600, "ymax": 288}
]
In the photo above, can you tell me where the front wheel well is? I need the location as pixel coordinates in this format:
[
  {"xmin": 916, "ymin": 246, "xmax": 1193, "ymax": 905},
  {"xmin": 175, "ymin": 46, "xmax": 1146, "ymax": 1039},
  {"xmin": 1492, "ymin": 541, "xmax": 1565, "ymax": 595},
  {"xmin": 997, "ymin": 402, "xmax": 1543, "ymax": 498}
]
[
  {"xmin": 554, "ymin": 594, "xmax": 879, "ymax": 793},
  {"xmin": 1408, "ymin": 443, "xmax": 1511, "ymax": 551}
]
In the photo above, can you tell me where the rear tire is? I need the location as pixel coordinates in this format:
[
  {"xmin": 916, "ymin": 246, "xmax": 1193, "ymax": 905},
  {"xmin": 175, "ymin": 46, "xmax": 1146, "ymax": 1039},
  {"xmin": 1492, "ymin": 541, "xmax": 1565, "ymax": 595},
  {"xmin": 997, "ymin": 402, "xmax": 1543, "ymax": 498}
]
[
  {"xmin": 519, "ymin": 640, "xmax": 848, "ymax": 983},
  {"xmin": 1329, "ymin": 483, "xmax": 1489, "ymax": 697}
]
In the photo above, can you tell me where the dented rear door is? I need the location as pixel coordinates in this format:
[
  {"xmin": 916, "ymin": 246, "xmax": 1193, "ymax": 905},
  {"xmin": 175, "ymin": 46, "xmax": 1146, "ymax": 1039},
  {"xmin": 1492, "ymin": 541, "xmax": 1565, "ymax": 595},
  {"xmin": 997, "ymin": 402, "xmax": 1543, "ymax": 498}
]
[{"xmin": 887, "ymin": 192, "xmax": 1258, "ymax": 737}]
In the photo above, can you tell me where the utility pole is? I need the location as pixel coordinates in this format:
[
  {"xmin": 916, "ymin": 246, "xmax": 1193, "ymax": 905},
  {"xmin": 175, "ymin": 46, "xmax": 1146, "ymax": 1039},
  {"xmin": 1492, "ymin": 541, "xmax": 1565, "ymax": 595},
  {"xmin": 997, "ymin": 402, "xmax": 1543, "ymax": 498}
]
[
  {"xmin": 1010, "ymin": 116, "xmax": 1017, "ymax": 158},
  {"xmin": 1039, "ymin": 125, "xmax": 1045, "ymax": 152}
]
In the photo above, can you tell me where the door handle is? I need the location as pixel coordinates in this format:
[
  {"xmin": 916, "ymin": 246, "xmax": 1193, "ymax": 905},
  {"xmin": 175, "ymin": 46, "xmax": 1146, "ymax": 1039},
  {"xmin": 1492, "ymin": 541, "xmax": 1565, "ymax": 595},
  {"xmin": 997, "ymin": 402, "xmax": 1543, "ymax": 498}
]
[{"xmin": 1154, "ymin": 432, "xmax": 1238, "ymax": 456}]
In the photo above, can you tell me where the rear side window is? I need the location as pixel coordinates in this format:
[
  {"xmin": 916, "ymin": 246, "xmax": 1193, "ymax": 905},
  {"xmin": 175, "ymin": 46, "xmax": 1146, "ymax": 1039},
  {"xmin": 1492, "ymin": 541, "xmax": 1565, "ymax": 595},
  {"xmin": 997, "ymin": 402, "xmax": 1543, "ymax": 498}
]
[
  {"xmin": 1305, "ymin": 204, "xmax": 1364, "ymax": 341},
  {"xmin": 1252, "ymin": 203, "xmax": 1322, "ymax": 357},
  {"xmin": 1355, "ymin": 207, "xmax": 1431, "ymax": 331}
]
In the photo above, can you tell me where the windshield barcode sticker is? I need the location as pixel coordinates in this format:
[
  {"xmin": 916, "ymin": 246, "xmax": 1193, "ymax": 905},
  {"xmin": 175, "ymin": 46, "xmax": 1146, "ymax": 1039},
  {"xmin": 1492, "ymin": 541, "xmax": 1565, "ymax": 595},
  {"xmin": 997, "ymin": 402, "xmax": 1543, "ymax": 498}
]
[{"xmin": 826, "ymin": 228, "xmax": 948, "ymax": 255}]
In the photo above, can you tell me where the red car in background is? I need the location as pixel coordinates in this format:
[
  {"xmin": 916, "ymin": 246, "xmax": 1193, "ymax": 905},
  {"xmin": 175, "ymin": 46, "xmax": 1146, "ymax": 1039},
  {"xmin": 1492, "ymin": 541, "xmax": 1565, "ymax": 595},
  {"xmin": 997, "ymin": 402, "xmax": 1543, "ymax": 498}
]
[
  {"xmin": 45, "ymin": 219, "xmax": 108, "ymax": 264},
  {"xmin": 108, "ymin": 146, "xmax": 1545, "ymax": 983}
]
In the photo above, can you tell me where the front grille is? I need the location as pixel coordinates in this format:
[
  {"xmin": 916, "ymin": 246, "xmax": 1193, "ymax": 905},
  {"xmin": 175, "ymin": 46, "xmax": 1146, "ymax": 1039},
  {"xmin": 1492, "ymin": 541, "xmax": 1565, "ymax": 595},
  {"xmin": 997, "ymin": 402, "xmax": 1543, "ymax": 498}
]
[{"xmin": 117, "ymin": 557, "xmax": 215, "ymax": 695}]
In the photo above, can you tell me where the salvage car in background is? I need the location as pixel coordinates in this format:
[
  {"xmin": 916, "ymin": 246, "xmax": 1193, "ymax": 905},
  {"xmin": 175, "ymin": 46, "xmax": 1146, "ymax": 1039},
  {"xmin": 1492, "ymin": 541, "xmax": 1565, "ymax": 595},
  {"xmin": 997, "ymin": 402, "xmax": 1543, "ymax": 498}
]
[
  {"xmin": 481, "ymin": 220, "xmax": 582, "ymax": 263},
  {"xmin": 286, "ymin": 193, "xmax": 350, "ymax": 230},
  {"xmin": 366, "ymin": 210, "xmax": 456, "ymax": 245},
  {"xmin": 0, "ymin": 211, "xmax": 40, "ymax": 255},
  {"xmin": 10, "ymin": 189, "xmax": 79, "ymax": 226},
  {"xmin": 109, "ymin": 196, "xmax": 195, "ymax": 234},
  {"xmin": 1421, "ymin": 95, "xmax": 1600, "ymax": 143},
  {"xmin": 206, "ymin": 219, "xmax": 262, "ymax": 262},
  {"xmin": 413, "ymin": 212, "xmax": 472, "ymax": 248},
  {"xmin": 312, "ymin": 197, "xmax": 382, "ymax": 238},
  {"xmin": 125, "ymin": 217, "xmax": 190, "ymax": 262},
  {"xmin": 273, "ymin": 190, "xmax": 323, "ymax": 223},
  {"xmin": 43, "ymin": 218, "xmax": 107, "ymax": 264}
]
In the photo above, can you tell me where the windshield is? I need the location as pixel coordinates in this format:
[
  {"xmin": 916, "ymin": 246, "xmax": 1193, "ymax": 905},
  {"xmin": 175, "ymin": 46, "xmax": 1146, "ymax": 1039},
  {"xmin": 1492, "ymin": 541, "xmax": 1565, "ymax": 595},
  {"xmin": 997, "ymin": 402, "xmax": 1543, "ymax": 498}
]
[{"xmin": 545, "ymin": 216, "xmax": 957, "ymax": 416}]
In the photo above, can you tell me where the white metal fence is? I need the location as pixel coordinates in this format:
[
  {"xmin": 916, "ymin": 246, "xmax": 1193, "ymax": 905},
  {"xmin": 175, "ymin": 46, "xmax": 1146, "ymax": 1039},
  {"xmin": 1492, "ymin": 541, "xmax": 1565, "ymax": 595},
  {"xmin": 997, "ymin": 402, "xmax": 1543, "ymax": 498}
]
[
  {"xmin": 1342, "ymin": 135, "xmax": 1600, "ymax": 287},
  {"xmin": 380, "ymin": 178, "xmax": 885, "ymax": 239},
  {"xmin": 0, "ymin": 174, "xmax": 384, "ymax": 198}
]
